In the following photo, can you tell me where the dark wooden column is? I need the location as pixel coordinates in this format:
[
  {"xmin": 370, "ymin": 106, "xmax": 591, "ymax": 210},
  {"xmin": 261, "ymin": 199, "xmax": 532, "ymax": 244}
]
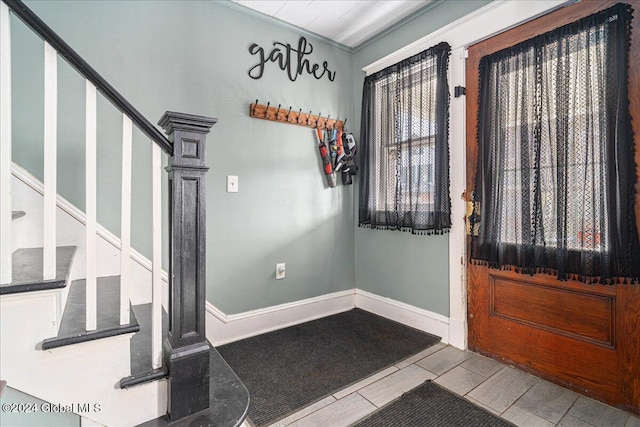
[{"xmin": 158, "ymin": 111, "xmax": 217, "ymax": 421}]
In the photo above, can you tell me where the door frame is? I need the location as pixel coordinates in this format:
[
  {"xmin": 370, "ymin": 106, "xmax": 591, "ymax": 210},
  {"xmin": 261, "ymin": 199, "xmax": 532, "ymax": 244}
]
[{"xmin": 463, "ymin": 0, "xmax": 640, "ymax": 412}]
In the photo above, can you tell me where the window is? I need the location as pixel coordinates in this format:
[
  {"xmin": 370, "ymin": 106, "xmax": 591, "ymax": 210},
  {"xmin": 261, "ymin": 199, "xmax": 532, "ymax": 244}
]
[
  {"xmin": 471, "ymin": 3, "xmax": 640, "ymax": 283},
  {"xmin": 359, "ymin": 42, "xmax": 451, "ymax": 235}
]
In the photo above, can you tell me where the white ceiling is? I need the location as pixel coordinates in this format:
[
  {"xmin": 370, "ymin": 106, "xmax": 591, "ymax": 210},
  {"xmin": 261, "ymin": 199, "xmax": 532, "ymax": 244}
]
[{"xmin": 231, "ymin": 0, "xmax": 433, "ymax": 49}]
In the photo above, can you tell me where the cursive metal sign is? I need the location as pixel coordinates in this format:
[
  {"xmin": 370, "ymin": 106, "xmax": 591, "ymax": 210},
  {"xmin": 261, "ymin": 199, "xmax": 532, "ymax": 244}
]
[{"xmin": 248, "ymin": 36, "xmax": 336, "ymax": 82}]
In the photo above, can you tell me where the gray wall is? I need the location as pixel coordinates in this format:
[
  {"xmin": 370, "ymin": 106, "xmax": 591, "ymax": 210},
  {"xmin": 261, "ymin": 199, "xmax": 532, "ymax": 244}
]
[
  {"xmin": 351, "ymin": 0, "xmax": 492, "ymax": 316},
  {"xmin": 13, "ymin": 0, "xmax": 492, "ymax": 317},
  {"xmin": 18, "ymin": 0, "xmax": 355, "ymax": 314}
]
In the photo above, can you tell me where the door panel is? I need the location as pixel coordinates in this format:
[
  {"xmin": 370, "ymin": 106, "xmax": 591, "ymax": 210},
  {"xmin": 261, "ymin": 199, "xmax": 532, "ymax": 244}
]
[
  {"xmin": 466, "ymin": 0, "xmax": 640, "ymax": 413},
  {"xmin": 490, "ymin": 275, "xmax": 615, "ymax": 347}
]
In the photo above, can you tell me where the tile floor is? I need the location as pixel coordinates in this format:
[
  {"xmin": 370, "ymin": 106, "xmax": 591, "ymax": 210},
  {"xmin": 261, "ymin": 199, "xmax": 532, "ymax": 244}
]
[{"xmin": 242, "ymin": 343, "xmax": 640, "ymax": 427}]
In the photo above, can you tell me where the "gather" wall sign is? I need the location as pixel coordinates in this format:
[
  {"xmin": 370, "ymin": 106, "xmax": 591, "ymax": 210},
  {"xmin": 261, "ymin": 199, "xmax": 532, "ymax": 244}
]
[{"xmin": 248, "ymin": 36, "xmax": 336, "ymax": 82}]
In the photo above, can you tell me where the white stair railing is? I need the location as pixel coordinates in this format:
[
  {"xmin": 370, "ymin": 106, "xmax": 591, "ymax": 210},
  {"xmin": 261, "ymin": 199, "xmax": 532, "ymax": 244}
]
[
  {"xmin": 43, "ymin": 41, "xmax": 57, "ymax": 281},
  {"xmin": 151, "ymin": 143, "xmax": 162, "ymax": 369},
  {"xmin": 2, "ymin": 2, "xmax": 215, "ymax": 397},
  {"xmin": 0, "ymin": 2, "xmax": 11, "ymax": 286},
  {"xmin": 85, "ymin": 80, "xmax": 98, "ymax": 332},
  {"xmin": 120, "ymin": 115, "xmax": 132, "ymax": 326}
]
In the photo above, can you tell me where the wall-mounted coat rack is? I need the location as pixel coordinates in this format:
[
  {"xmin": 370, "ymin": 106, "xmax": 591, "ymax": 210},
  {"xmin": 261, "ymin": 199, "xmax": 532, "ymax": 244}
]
[{"xmin": 249, "ymin": 101, "xmax": 346, "ymax": 131}]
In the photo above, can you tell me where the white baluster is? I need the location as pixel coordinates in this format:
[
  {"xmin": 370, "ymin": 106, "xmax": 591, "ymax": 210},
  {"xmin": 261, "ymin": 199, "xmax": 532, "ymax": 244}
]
[
  {"xmin": 0, "ymin": 3, "xmax": 12, "ymax": 285},
  {"xmin": 43, "ymin": 42, "xmax": 57, "ymax": 280},
  {"xmin": 85, "ymin": 81, "xmax": 97, "ymax": 331},
  {"xmin": 151, "ymin": 143, "xmax": 162, "ymax": 369},
  {"xmin": 120, "ymin": 115, "xmax": 132, "ymax": 325}
]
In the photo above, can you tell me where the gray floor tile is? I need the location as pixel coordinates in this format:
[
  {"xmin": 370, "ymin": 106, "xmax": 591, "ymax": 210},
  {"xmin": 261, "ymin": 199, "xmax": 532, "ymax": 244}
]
[
  {"xmin": 415, "ymin": 345, "xmax": 473, "ymax": 375},
  {"xmin": 558, "ymin": 414, "xmax": 598, "ymax": 427},
  {"xmin": 332, "ymin": 366, "xmax": 398, "ymax": 400},
  {"xmin": 269, "ymin": 396, "xmax": 336, "ymax": 427},
  {"xmin": 567, "ymin": 396, "xmax": 631, "ymax": 427},
  {"xmin": 433, "ymin": 365, "xmax": 486, "ymax": 396},
  {"xmin": 626, "ymin": 415, "xmax": 640, "ymax": 427},
  {"xmin": 358, "ymin": 364, "xmax": 436, "ymax": 408},
  {"xmin": 515, "ymin": 379, "xmax": 578, "ymax": 423},
  {"xmin": 460, "ymin": 353, "xmax": 504, "ymax": 378},
  {"xmin": 502, "ymin": 405, "xmax": 555, "ymax": 427},
  {"xmin": 465, "ymin": 395, "xmax": 502, "ymax": 416},
  {"xmin": 394, "ymin": 342, "xmax": 446, "ymax": 369},
  {"xmin": 467, "ymin": 366, "xmax": 538, "ymax": 413},
  {"xmin": 287, "ymin": 393, "xmax": 376, "ymax": 427}
]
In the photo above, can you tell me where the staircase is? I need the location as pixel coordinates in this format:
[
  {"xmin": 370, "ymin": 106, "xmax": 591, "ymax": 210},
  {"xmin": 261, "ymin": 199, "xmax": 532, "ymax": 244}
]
[{"xmin": 0, "ymin": 1, "xmax": 249, "ymax": 425}]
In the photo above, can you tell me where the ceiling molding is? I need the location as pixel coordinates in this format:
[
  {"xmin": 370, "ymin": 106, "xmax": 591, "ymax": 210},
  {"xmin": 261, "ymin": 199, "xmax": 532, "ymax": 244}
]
[
  {"xmin": 351, "ymin": 0, "xmax": 446, "ymax": 53},
  {"xmin": 215, "ymin": 0, "xmax": 452, "ymax": 55},
  {"xmin": 215, "ymin": 0, "xmax": 354, "ymax": 53},
  {"xmin": 362, "ymin": 0, "xmax": 573, "ymax": 75}
]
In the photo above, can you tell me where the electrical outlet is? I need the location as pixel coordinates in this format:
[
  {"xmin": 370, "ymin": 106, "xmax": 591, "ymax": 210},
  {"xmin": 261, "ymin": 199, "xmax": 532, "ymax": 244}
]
[{"xmin": 275, "ymin": 263, "xmax": 286, "ymax": 280}]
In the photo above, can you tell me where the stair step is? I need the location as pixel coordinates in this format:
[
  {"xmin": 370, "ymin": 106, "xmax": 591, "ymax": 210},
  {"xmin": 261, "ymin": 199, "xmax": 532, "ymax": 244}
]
[
  {"xmin": 138, "ymin": 345, "xmax": 250, "ymax": 427},
  {"xmin": 11, "ymin": 210, "xmax": 25, "ymax": 220},
  {"xmin": 0, "ymin": 246, "xmax": 76, "ymax": 295},
  {"xmin": 119, "ymin": 367, "xmax": 168, "ymax": 389},
  {"xmin": 41, "ymin": 276, "xmax": 139, "ymax": 350},
  {"xmin": 119, "ymin": 303, "xmax": 170, "ymax": 389}
]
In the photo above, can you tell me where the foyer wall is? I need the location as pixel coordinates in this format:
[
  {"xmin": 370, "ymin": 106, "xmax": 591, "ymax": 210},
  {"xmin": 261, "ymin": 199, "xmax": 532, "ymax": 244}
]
[
  {"xmin": 351, "ymin": 0, "xmax": 492, "ymax": 317},
  {"xmin": 12, "ymin": 0, "xmax": 495, "ymax": 318},
  {"xmin": 17, "ymin": 0, "xmax": 355, "ymax": 313}
]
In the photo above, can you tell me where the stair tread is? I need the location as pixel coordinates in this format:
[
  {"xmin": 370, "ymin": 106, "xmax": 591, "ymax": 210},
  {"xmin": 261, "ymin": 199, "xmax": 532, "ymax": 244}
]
[
  {"xmin": 137, "ymin": 345, "xmax": 250, "ymax": 427},
  {"xmin": 0, "ymin": 246, "xmax": 76, "ymax": 295},
  {"xmin": 41, "ymin": 276, "xmax": 139, "ymax": 349}
]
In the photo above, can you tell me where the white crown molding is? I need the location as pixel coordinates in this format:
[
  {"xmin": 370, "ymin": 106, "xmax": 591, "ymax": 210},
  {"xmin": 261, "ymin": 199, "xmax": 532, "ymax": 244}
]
[{"xmin": 362, "ymin": 0, "xmax": 573, "ymax": 75}]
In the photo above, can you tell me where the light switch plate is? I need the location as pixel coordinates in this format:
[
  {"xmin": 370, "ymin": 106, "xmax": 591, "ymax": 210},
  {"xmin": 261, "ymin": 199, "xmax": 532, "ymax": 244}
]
[{"xmin": 227, "ymin": 175, "xmax": 238, "ymax": 193}]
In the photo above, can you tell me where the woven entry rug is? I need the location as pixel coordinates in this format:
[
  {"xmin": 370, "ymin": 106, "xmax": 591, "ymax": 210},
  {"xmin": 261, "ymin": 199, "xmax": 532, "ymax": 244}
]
[
  {"xmin": 355, "ymin": 380, "xmax": 515, "ymax": 427},
  {"xmin": 216, "ymin": 308, "xmax": 440, "ymax": 426}
]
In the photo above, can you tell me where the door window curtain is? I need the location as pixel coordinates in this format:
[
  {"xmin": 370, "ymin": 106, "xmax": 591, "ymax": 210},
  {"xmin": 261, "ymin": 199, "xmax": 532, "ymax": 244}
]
[
  {"xmin": 471, "ymin": 3, "xmax": 640, "ymax": 283},
  {"xmin": 359, "ymin": 42, "xmax": 451, "ymax": 235}
]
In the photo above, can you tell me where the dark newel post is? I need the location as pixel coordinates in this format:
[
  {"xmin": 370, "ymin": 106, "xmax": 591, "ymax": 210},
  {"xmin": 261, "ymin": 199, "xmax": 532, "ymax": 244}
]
[{"xmin": 158, "ymin": 111, "xmax": 217, "ymax": 421}]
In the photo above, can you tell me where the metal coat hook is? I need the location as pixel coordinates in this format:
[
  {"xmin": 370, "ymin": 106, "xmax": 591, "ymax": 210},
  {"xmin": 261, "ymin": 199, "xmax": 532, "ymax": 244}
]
[{"xmin": 248, "ymin": 101, "xmax": 345, "ymax": 131}]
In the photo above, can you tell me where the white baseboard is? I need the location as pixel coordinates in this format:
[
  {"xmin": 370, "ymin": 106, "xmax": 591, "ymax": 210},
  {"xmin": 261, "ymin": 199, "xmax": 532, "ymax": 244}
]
[
  {"xmin": 206, "ymin": 290, "xmax": 356, "ymax": 346},
  {"xmin": 354, "ymin": 289, "xmax": 450, "ymax": 344},
  {"xmin": 207, "ymin": 288, "xmax": 453, "ymax": 346}
]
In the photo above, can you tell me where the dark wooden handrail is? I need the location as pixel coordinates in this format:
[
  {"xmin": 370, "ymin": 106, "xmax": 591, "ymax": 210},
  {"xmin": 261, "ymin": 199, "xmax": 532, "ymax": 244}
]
[{"xmin": 2, "ymin": 0, "xmax": 173, "ymax": 154}]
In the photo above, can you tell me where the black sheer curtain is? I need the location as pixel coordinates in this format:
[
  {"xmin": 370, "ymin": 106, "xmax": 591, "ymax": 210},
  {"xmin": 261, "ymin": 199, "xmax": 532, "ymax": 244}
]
[
  {"xmin": 359, "ymin": 42, "xmax": 451, "ymax": 235},
  {"xmin": 471, "ymin": 3, "xmax": 640, "ymax": 283}
]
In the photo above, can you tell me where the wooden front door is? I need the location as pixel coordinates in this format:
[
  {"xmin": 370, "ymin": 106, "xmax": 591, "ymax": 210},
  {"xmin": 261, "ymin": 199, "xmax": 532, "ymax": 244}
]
[{"xmin": 465, "ymin": 0, "xmax": 640, "ymax": 413}]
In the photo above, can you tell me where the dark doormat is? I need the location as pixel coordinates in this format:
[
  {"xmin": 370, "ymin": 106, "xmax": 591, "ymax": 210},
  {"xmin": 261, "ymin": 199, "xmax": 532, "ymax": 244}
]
[
  {"xmin": 216, "ymin": 308, "xmax": 440, "ymax": 426},
  {"xmin": 355, "ymin": 380, "xmax": 515, "ymax": 427}
]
